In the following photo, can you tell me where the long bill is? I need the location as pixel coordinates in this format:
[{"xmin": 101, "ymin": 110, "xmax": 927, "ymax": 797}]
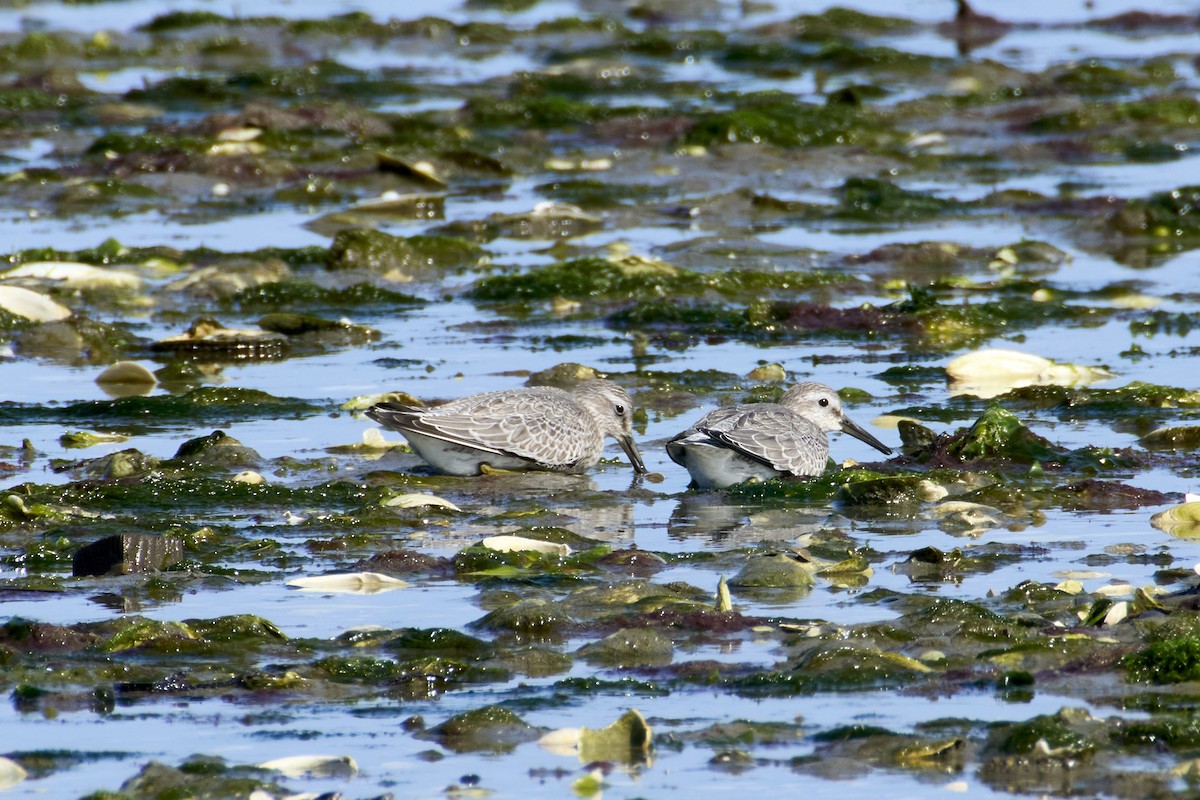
[
  {"xmin": 618, "ymin": 434, "xmax": 648, "ymax": 474},
  {"xmin": 840, "ymin": 416, "xmax": 893, "ymax": 456}
]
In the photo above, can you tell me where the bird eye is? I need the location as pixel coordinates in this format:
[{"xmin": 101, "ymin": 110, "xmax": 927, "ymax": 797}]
[
  {"xmin": 818, "ymin": 398, "xmax": 830, "ymax": 407},
  {"xmin": 615, "ymin": 404, "xmax": 626, "ymax": 416}
]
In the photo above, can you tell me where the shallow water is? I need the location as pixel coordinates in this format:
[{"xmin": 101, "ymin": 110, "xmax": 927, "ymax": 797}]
[{"xmin": 2, "ymin": 0, "xmax": 1200, "ymax": 797}]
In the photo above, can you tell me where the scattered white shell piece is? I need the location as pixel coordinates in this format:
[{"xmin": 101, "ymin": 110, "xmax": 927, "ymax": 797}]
[
  {"xmin": 538, "ymin": 727, "xmax": 583, "ymax": 756},
  {"xmin": 870, "ymin": 414, "xmax": 918, "ymax": 430},
  {"xmin": 1054, "ymin": 580, "xmax": 1084, "ymax": 594},
  {"xmin": 361, "ymin": 428, "xmax": 397, "ymax": 449},
  {"xmin": 909, "ymin": 132, "xmax": 946, "ymax": 149},
  {"xmin": 946, "ymin": 348, "xmax": 1113, "ymax": 399},
  {"xmin": 257, "ymin": 754, "xmax": 359, "ymax": 779},
  {"xmin": 482, "ymin": 535, "xmax": 570, "ymax": 556},
  {"xmin": 1103, "ymin": 601, "xmax": 1129, "ymax": 626},
  {"xmin": 217, "ymin": 126, "xmax": 262, "ymax": 142},
  {"xmin": 1093, "ymin": 583, "xmax": 1134, "ymax": 599},
  {"xmin": 551, "ymin": 296, "xmax": 582, "ymax": 314},
  {"xmin": 383, "ymin": 493, "xmax": 460, "ymax": 511},
  {"xmin": 918, "ymin": 480, "xmax": 949, "ymax": 502},
  {"xmin": 233, "ymin": 471, "xmax": 265, "ymax": 484},
  {"xmin": 546, "ymin": 157, "xmax": 612, "ymax": 171},
  {"xmin": 3, "ymin": 261, "xmax": 141, "ymax": 292},
  {"xmin": 283, "ymin": 511, "xmax": 308, "ymax": 525},
  {"xmin": 927, "ymin": 500, "xmax": 1005, "ymax": 529},
  {"xmin": 286, "ymin": 572, "xmax": 409, "ymax": 594},
  {"xmin": 0, "ymin": 285, "xmax": 71, "ymax": 322},
  {"xmin": 0, "ymin": 757, "xmax": 28, "ymax": 790},
  {"xmin": 208, "ymin": 141, "xmax": 266, "ymax": 156},
  {"xmin": 95, "ymin": 361, "xmax": 158, "ymax": 386},
  {"xmin": 1109, "ymin": 293, "xmax": 1161, "ymax": 310},
  {"xmin": 944, "ymin": 780, "xmax": 970, "ymax": 793},
  {"xmin": 1053, "ymin": 570, "xmax": 1109, "ymax": 581},
  {"xmin": 529, "ymin": 201, "xmax": 600, "ymax": 222},
  {"xmin": 715, "ymin": 575, "xmax": 732, "ymax": 613}
]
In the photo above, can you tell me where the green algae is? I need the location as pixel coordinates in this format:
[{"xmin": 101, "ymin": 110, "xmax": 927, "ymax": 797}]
[
  {"xmin": 387, "ymin": 628, "xmax": 492, "ymax": 659},
  {"xmin": 469, "ymin": 257, "xmax": 848, "ymax": 304},
  {"xmin": 897, "ymin": 597, "xmax": 1023, "ymax": 643},
  {"xmin": 577, "ymin": 628, "xmax": 675, "ymax": 667},
  {"xmin": 228, "ymin": 280, "xmax": 425, "ymax": 310},
  {"xmin": 727, "ymin": 553, "xmax": 815, "ymax": 589},
  {"xmin": 184, "ymin": 615, "xmax": 286, "ymax": 642},
  {"xmin": 991, "ymin": 712, "xmax": 1096, "ymax": 756},
  {"xmin": 472, "ymin": 598, "xmax": 575, "ymax": 635},
  {"xmin": 947, "ymin": 406, "xmax": 1065, "ymax": 464},
  {"xmin": 683, "ymin": 95, "xmax": 884, "ymax": 149},
  {"xmin": 1029, "ymin": 94, "xmax": 1200, "ymax": 133},
  {"xmin": 453, "ymin": 540, "xmax": 608, "ymax": 578},
  {"xmin": 782, "ymin": 8, "xmax": 917, "ymax": 40},
  {"xmin": 102, "ymin": 759, "xmax": 283, "ymax": 800},
  {"xmin": 1111, "ymin": 185, "xmax": 1200, "ymax": 238},
  {"xmin": 1052, "ymin": 60, "xmax": 1177, "ymax": 94},
  {"xmin": 0, "ymin": 387, "xmax": 319, "ymax": 427},
  {"xmin": 96, "ymin": 618, "xmax": 198, "ymax": 653},
  {"xmin": 136, "ymin": 10, "xmax": 234, "ymax": 31},
  {"xmin": 425, "ymin": 705, "xmax": 540, "ymax": 753},
  {"xmin": 327, "ymin": 228, "xmax": 485, "ymax": 274},
  {"xmin": 464, "ymin": 94, "xmax": 626, "ymax": 130},
  {"xmin": 730, "ymin": 645, "xmax": 931, "ymax": 696},
  {"xmin": 715, "ymin": 468, "xmax": 884, "ymax": 505},
  {"xmin": 1111, "ymin": 717, "xmax": 1200, "ymax": 748},
  {"xmin": 836, "ymin": 178, "xmax": 961, "ymax": 221},
  {"xmin": 1124, "ymin": 637, "xmax": 1200, "ymax": 684}
]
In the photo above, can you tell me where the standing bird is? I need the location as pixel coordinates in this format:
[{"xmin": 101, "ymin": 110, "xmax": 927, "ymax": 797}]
[
  {"xmin": 366, "ymin": 379, "xmax": 646, "ymax": 477},
  {"xmin": 666, "ymin": 382, "xmax": 892, "ymax": 489}
]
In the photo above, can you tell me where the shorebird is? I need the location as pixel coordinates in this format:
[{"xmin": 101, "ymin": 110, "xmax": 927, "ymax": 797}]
[
  {"xmin": 666, "ymin": 382, "xmax": 892, "ymax": 489},
  {"xmin": 366, "ymin": 379, "xmax": 646, "ymax": 477}
]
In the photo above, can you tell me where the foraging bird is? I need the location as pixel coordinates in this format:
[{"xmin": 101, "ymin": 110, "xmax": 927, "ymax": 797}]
[
  {"xmin": 366, "ymin": 379, "xmax": 646, "ymax": 477},
  {"xmin": 666, "ymin": 382, "xmax": 892, "ymax": 489}
]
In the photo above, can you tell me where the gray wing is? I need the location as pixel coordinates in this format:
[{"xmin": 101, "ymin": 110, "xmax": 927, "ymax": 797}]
[
  {"xmin": 700, "ymin": 407, "xmax": 829, "ymax": 476},
  {"xmin": 368, "ymin": 391, "xmax": 596, "ymax": 468},
  {"xmin": 669, "ymin": 405, "xmax": 748, "ymax": 440}
]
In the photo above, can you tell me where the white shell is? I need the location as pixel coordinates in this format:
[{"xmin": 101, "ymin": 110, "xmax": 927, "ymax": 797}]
[
  {"xmin": 285, "ymin": 572, "xmax": 408, "ymax": 594},
  {"xmin": 0, "ymin": 757, "xmax": 28, "ymax": 790},
  {"xmin": 257, "ymin": 754, "xmax": 359, "ymax": 778},
  {"xmin": 946, "ymin": 348, "xmax": 1113, "ymax": 399},
  {"xmin": 0, "ymin": 285, "xmax": 71, "ymax": 322},
  {"xmin": 383, "ymin": 493, "xmax": 461, "ymax": 511},
  {"xmin": 3, "ymin": 261, "xmax": 141, "ymax": 292},
  {"xmin": 96, "ymin": 361, "xmax": 158, "ymax": 386},
  {"xmin": 482, "ymin": 535, "xmax": 570, "ymax": 556}
]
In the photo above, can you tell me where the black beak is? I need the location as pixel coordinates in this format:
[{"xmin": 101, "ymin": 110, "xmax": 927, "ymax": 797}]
[
  {"xmin": 618, "ymin": 434, "xmax": 647, "ymax": 474},
  {"xmin": 840, "ymin": 416, "xmax": 893, "ymax": 456}
]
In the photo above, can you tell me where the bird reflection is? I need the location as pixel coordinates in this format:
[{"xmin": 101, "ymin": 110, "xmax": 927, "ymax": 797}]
[{"xmin": 668, "ymin": 493, "xmax": 836, "ymax": 544}]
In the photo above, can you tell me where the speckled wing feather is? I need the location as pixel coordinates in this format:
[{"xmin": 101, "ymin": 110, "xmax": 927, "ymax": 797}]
[
  {"xmin": 369, "ymin": 388, "xmax": 598, "ymax": 469},
  {"xmin": 698, "ymin": 406, "xmax": 829, "ymax": 476},
  {"xmin": 675, "ymin": 406, "xmax": 745, "ymax": 436}
]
